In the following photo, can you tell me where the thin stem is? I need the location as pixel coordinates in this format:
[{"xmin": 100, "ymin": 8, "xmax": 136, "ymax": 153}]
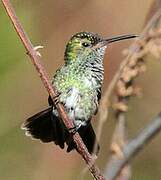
[
  {"xmin": 102, "ymin": 8, "xmax": 161, "ymax": 180},
  {"xmin": 96, "ymin": 7, "xmax": 161, "ymax": 157}
]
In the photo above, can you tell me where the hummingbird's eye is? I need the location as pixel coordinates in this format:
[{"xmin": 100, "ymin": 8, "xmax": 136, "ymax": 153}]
[{"xmin": 82, "ymin": 42, "xmax": 91, "ymax": 47}]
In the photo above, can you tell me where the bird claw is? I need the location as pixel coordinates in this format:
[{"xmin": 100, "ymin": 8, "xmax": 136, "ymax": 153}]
[
  {"xmin": 53, "ymin": 93, "xmax": 60, "ymax": 105},
  {"xmin": 68, "ymin": 124, "xmax": 81, "ymax": 134},
  {"xmin": 68, "ymin": 126, "xmax": 77, "ymax": 134},
  {"xmin": 34, "ymin": 45, "xmax": 44, "ymax": 57}
]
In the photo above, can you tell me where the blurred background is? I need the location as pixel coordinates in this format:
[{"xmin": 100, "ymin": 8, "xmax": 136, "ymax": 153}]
[{"xmin": 0, "ymin": 0, "xmax": 161, "ymax": 179}]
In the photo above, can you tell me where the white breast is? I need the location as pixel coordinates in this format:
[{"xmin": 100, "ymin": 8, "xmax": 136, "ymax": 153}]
[{"xmin": 65, "ymin": 87, "xmax": 80, "ymax": 109}]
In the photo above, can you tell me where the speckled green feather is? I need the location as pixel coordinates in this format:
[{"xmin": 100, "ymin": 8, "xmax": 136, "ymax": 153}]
[
  {"xmin": 53, "ymin": 64, "xmax": 98, "ymax": 121},
  {"xmin": 52, "ymin": 32, "xmax": 106, "ymax": 128}
]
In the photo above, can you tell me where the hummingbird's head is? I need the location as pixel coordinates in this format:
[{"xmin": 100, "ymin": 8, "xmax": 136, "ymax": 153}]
[
  {"xmin": 64, "ymin": 32, "xmax": 104, "ymax": 64},
  {"xmin": 64, "ymin": 31, "xmax": 138, "ymax": 64}
]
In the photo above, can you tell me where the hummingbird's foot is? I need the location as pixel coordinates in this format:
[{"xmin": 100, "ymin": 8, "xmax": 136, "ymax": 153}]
[
  {"xmin": 34, "ymin": 45, "xmax": 44, "ymax": 57},
  {"xmin": 68, "ymin": 123, "xmax": 82, "ymax": 134},
  {"xmin": 68, "ymin": 126, "xmax": 77, "ymax": 134},
  {"xmin": 53, "ymin": 93, "xmax": 60, "ymax": 105}
]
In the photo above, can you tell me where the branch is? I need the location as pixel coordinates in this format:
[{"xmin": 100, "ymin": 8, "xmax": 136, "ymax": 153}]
[
  {"xmin": 94, "ymin": 9, "xmax": 161, "ymax": 179},
  {"xmin": 104, "ymin": 112, "xmax": 161, "ymax": 180},
  {"xmin": 1, "ymin": 0, "xmax": 105, "ymax": 179},
  {"xmin": 145, "ymin": 0, "xmax": 161, "ymax": 25},
  {"xmin": 96, "ymin": 8, "xmax": 161, "ymax": 141},
  {"xmin": 104, "ymin": 8, "xmax": 161, "ymax": 180}
]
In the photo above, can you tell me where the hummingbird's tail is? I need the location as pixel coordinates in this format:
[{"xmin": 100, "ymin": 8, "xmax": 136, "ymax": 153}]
[
  {"xmin": 22, "ymin": 107, "xmax": 99, "ymax": 155},
  {"xmin": 66, "ymin": 123, "xmax": 100, "ymax": 155},
  {"xmin": 22, "ymin": 107, "xmax": 68, "ymax": 149}
]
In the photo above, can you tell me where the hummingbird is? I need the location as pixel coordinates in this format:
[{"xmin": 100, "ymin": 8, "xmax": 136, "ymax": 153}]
[{"xmin": 22, "ymin": 32, "xmax": 137, "ymax": 155}]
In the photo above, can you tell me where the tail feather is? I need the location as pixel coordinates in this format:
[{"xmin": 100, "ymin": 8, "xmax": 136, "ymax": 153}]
[
  {"xmin": 66, "ymin": 123, "xmax": 100, "ymax": 155},
  {"xmin": 22, "ymin": 107, "xmax": 67, "ymax": 148},
  {"xmin": 22, "ymin": 108, "xmax": 99, "ymax": 154},
  {"xmin": 22, "ymin": 107, "xmax": 53, "ymax": 142}
]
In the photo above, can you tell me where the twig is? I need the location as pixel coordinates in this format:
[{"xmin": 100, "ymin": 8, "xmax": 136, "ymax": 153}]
[
  {"xmin": 104, "ymin": 8, "xmax": 161, "ymax": 180},
  {"xmin": 1, "ymin": 0, "xmax": 105, "ymax": 179},
  {"xmin": 104, "ymin": 112, "xmax": 161, "ymax": 180},
  {"xmin": 94, "ymin": 10, "xmax": 161, "ymax": 172},
  {"xmin": 145, "ymin": 0, "xmax": 161, "ymax": 25},
  {"xmin": 96, "ymin": 8, "xmax": 161, "ymax": 142}
]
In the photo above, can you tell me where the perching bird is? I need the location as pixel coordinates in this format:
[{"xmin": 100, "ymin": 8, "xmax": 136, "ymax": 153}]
[{"xmin": 22, "ymin": 32, "xmax": 137, "ymax": 155}]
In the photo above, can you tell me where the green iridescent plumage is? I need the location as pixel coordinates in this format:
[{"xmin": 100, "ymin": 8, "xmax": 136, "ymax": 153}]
[
  {"xmin": 53, "ymin": 64, "xmax": 99, "ymax": 122},
  {"xmin": 52, "ymin": 32, "xmax": 105, "ymax": 127}
]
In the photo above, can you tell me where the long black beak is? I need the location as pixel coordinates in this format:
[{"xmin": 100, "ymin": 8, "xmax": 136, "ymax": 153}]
[
  {"xmin": 105, "ymin": 34, "xmax": 138, "ymax": 44},
  {"xmin": 96, "ymin": 34, "xmax": 138, "ymax": 48}
]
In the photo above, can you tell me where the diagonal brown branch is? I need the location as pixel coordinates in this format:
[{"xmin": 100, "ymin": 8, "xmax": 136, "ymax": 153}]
[
  {"xmin": 1, "ymin": 0, "xmax": 105, "ymax": 179},
  {"xmin": 104, "ymin": 112, "xmax": 161, "ymax": 180}
]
